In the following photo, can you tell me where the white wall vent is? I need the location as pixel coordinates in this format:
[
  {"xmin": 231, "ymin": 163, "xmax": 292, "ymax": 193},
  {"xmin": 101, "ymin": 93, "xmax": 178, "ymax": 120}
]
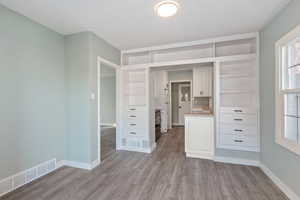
[
  {"xmin": 13, "ymin": 173, "xmax": 26, "ymax": 189},
  {"xmin": 47, "ymin": 160, "xmax": 56, "ymax": 172},
  {"xmin": 128, "ymin": 139, "xmax": 140, "ymax": 148},
  {"xmin": 0, "ymin": 158, "xmax": 58, "ymax": 197},
  {"xmin": 122, "ymin": 138, "xmax": 127, "ymax": 146},
  {"xmin": 26, "ymin": 168, "xmax": 37, "ymax": 183},
  {"xmin": 0, "ymin": 178, "xmax": 13, "ymax": 197},
  {"xmin": 37, "ymin": 163, "xmax": 48, "ymax": 177},
  {"xmin": 142, "ymin": 140, "xmax": 149, "ymax": 149}
]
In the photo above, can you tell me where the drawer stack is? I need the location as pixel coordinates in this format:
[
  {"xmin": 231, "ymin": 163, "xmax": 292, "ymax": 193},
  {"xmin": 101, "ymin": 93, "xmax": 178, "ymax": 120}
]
[
  {"xmin": 121, "ymin": 69, "xmax": 151, "ymax": 152},
  {"xmin": 219, "ymin": 107, "xmax": 259, "ymax": 151},
  {"xmin": 126, "ymin": 106, "xmax": 147, "ymax": 138},
  {"xmin": 217, "ymin": 60, "xmax": 259, "ymax": 152}
]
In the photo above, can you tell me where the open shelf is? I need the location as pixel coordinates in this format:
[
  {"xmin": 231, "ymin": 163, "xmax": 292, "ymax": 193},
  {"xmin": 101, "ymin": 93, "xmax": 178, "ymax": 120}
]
[{"xmin": 121, "ymin": 33, "xmax": 257, "ymax": 68}]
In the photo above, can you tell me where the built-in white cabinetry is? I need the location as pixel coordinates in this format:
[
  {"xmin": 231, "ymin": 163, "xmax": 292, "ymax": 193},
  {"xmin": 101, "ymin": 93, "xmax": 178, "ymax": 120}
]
[
  {"xmin": 121, "ymin": 34, "xmax": 257, "ymax": 67},
  {"xmin": 185, "ymin": 115, "xmax": 214, "ymax": 159},
  {"xmin": 120, "ymin": 69, "xmax": 154, "ymax": 153},
  {"xmin": 120, "ymin": 33, "xmax": 260, "ymax": 154},
  {"xmin": 193, "ymin": 66, "xmax": 213, "ymax": 97},
  {"xmin": 216, "ymin": 58, "xmax": 259, "ymax": 152}
]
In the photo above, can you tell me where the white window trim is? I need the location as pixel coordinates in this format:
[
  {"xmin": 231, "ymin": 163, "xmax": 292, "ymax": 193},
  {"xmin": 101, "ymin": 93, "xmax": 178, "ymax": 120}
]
[{"xmin": 275, "ymin": 24, "xmax": 300, "ymax": 156}]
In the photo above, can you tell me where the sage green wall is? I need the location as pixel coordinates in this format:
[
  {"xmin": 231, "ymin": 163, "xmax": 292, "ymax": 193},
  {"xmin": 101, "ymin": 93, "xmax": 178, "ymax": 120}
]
[
  {"xmin": 65, "ymin": 32, "xmax": 120, "ymax": 163},
  {"xmin": 0, "ymin": 4, "xmax": 120, "ymax": 180},
  {"xmin": 65, "ymin": 33, "xmax": 92, "ymax": 163},
  {"xmin": 260, "ymin": 0, "xmax": 300, "ymax": 196},
  {"xmin": 0, "ymin": 5, "xmax": 66, "ymax": 179},
  {"xmin": 100, "ymin": 65, "xmax": 116, "ymax": 125}
]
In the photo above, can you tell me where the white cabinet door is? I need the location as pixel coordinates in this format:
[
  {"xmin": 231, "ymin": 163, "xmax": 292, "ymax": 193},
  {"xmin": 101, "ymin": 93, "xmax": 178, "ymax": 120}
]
[
  {"xmin": 193, "ymin": 67, "xmax": 213, "ymax": 97},
  {"xmin": 185, "ymin": 116, "xmax": 214, "ymax": 159}
]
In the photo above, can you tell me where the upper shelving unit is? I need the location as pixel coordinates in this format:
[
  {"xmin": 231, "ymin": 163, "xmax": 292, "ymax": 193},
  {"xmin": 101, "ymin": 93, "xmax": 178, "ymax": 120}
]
[{"xmin": 121, "ymin": 33, "xmax": 258, "ymax": 68}]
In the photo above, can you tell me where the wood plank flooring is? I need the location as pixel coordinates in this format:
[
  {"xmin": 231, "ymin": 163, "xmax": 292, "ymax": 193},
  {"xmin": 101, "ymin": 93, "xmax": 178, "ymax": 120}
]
[{"xmin": 1, "ymin": 127, "xmax": 288, "ymax": 200}]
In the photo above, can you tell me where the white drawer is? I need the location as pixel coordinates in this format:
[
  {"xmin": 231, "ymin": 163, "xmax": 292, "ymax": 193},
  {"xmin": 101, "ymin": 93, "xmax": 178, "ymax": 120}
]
[
  {"xmin": 220, "ymin": 113, "xmax": 257, "ymax": 125},
  {"xmin": 127, "ymin": 120, "xmax": 146, "ymax": 131},
  {"xmin": 219, "ymin": 135, "xmax": 258, "ymax": 147},
  {"xmin": 126, "ymin": 129, "xmax": 146, "ymax": 137},
  {"xmin": 220, "ymin": 107, "xmax": 256, "ymax": 114},
  {"xmin": 220, "ymin": 123, "xmax": 257, "ymax": 136},
  {"xmin": 128, "ymin": 106, "xmax": 146, "ymax": 113},
  {"xmin": 127, "ymin": 107, "xmax": 147, "ymax": 119}
]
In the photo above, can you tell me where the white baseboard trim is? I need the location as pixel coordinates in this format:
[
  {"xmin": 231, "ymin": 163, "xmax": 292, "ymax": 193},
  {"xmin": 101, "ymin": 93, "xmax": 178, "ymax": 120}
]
[
  {"xmin": 91, "ymin": 159, "xmax": 100, "ymax": 169},
  {"xmin": 56, "ymin": 160, "xmax": 65, "ymax": 169},
  {"xmin": 61, "ymin": 160, "xmax": 100, "ymax": 170},
  {"xmin": 150, "ymin": 142, "xmax": 157, "ymax": 153},
  {"xmin": 186, "ymin": 151, "xmax": 214, "ymax": 160},
  {"xmin": 119, "ymin": 146, "xmax": 153, "ymax": 153},
  {"xmin": 260, "ymin": 164, "xmax": 300, "ymax": 200},
  {"xmin": 214, "ymin": 157, "xmax": 299, "ymax": 200},
  {"xmin": 213, "ymin": 156, "xmax": 260, "ymax": 166}
]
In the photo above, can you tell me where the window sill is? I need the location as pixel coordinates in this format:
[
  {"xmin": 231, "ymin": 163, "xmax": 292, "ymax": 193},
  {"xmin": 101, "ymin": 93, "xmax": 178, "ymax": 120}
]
[{"xmin": 275, "ymin": 137, "xmax": 300, "ymax": 156}]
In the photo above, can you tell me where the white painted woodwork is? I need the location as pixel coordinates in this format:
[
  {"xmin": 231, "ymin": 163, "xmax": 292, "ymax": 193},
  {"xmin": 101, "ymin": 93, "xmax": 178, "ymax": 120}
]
[
  {"xmin": 216, "ymin": 51, "xmax": 260, "ymax": 152},
  {"xmin": 185, "ymin": 115, "xmax": 214, "ymax": 160},
  {"xmin": 120, "ymin": 69, "xmax": 153, "ymax": 152},
  {"xmin": 120, "ymin": 33, "xmax": 260, "ymax": 154},
  {"xmin": 219, "ymin": 135, "xmax": 258, "ymax": 149},
  {"xmin": 220, "ymin": 113, "xmax": 257, "ymax": 125},
  {"xmin": 193, "ymin": 66, "xmax": 213, "ymax": 97},
  {"xmin": 121, "ymin": 33, "xmax": 258, "ymax": 67}
]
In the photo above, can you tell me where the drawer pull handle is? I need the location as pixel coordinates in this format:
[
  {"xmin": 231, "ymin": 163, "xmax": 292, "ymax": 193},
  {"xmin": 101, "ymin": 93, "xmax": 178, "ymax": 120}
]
[
  {"xmin": 129, "ymin": 132, "xmax": 137, "ymax": 135},
  {"xmin": 234, "ymin": 110, "xmax": 243, "ymax": 113},
  {"xmin": 130, "ymin": 124, "xmax": 137, "ymax": 126},
  {"xmin": 234, "ymin": 119, "xmax": 243, "ymax": 121},
  {"xmin": 234, "ymin": 140, "xmax": 243, "ymax": 143},
  {"xmin": 234, "ymin": 129, "xmax": 243, "ymax": 132},
  {"xmin": 129, "ymin": 108, "xmax": 136, "ymax": 111},
  {"xmin": 129, "ymin": 115, "xmax": 136, "ymax": 118}
]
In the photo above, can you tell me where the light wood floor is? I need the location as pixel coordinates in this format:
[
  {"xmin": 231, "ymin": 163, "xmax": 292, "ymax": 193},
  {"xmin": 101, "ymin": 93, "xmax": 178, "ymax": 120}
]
[{"xmin": 1, "ymin": 127, "xmax": 288, "ymax": 200}]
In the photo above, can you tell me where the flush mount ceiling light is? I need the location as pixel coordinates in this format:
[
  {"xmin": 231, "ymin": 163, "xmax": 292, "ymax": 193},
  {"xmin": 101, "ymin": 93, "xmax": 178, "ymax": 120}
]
[{"xmin": 155, "ymin": 1, "xmax": 179, "ymax": 18}]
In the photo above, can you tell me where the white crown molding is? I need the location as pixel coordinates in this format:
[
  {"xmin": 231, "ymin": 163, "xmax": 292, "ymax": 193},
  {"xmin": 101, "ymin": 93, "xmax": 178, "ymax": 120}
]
[{"xmin": 60, "ymin": 160, "xmax": 100, "ymax": 170}]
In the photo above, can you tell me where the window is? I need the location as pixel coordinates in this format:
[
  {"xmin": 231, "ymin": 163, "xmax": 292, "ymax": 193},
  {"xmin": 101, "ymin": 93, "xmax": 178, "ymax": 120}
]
[{"xmin": 276, "ymin": 25, "xmax": 300, "ymax": 155}]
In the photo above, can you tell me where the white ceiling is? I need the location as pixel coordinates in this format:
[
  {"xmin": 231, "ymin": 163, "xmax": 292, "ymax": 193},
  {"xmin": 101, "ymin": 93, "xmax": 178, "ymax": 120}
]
[{"xmin": 0, "ymin": 0, "xmax": 290, "ymax": 50}]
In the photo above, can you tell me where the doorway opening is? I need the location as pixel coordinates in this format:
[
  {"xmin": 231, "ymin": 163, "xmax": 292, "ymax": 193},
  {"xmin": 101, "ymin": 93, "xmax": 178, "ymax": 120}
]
[
  {"xmin": 97, "ymin": 57, "xmax": 120, "ymax": 163},
  {"xmin": 170, "ymin": 81, "xmax": 192, "ymax": 126}
]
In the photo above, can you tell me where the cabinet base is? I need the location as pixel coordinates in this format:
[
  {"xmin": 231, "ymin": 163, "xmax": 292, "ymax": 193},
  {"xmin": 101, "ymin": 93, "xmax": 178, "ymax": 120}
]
[{"xmin": 186, "ymin": 151, "xmax": 214, "ymax": 160}]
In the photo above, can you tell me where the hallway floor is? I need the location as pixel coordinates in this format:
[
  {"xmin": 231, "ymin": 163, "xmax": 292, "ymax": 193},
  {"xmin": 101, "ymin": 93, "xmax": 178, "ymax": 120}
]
[
  {"xmin": 1, "ymin": 127, "xmax": 288, "ymax": 200},
  {"xmin": 101, "ymin": 127, "xmax": 116, "ymax": 161}
]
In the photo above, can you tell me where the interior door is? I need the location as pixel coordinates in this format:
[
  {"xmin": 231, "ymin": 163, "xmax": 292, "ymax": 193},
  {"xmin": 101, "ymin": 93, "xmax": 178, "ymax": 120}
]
[{"xmin": 178, "ymin": 84, "xmax": 191, "ymax": 125}]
